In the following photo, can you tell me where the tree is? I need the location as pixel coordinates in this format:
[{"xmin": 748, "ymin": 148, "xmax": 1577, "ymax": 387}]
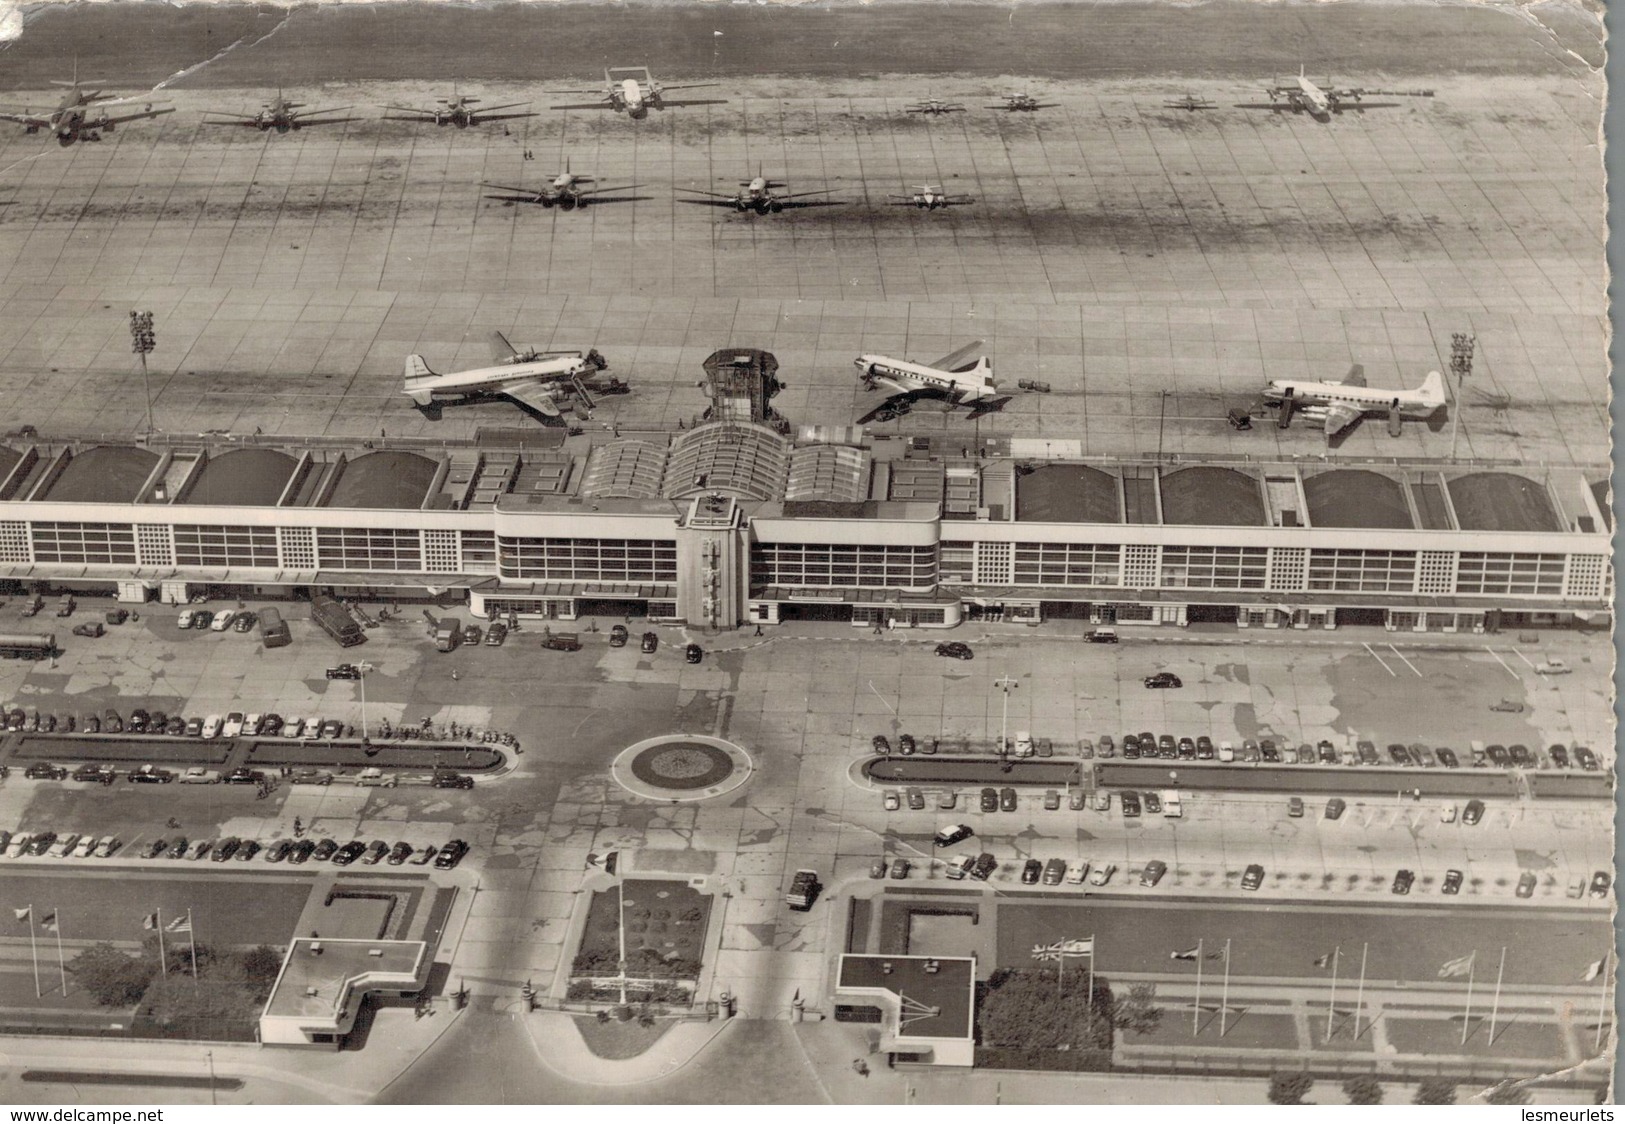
[
  {"xmin": 1109, "ymin": 982, "xmax": 1163, "ymax": 1037},
  {"xmin": 1344, "ymin": 1075, "xmax": 1384, "ymax": 1105},
  {"xmin": 69, "ymin": 943, "xmax": 155, "ymax": 1007},
  {"xmin": 975, "ymin": 968, "xmax": 1112, "ymax": 1052},
  {"xmin": 1484, "ymin": 1080, "xmax": 1531, "ymax": 1105},
  {"xmin": 237, "ymin": 945, "xmax": 285, "ymax": 993},
  {"xmin": 1269, "ymin": 1072, "xmax": 1314, "ymax": 1105},
  {"xmin": 1414, "ymin": 1079, "xmax": 1457, "ymax": 1105}
]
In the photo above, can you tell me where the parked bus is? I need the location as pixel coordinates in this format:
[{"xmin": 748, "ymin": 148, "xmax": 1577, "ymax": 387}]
[
  {"xmin": 310, "ymin": 595, "xmax": 364, "ymax": 647},
  {"xmin": 0, "ymin": 632, "xmax": 55, "ymax": 660},
  {"xmin": 257, "ymin": 607, "xmax": 291, "ymax": 649}
]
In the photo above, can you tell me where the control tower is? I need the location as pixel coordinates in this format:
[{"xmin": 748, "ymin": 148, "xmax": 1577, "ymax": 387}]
[{"xmin": 700, "ymin": 349, "xmax": 788, "ymax": 432}]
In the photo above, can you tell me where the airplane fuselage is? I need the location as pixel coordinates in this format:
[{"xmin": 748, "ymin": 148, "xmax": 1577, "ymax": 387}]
[
  {"xmin": 855, "ymin": 355, "xmax": 997, "ymax": 401},
  {"xmin": 1263, "ymin": 377, "xmax": 1443, "ymax": 423},
  {"xmin": 405, "ymin": 352, "xmax": 604, "ymax": 406}
]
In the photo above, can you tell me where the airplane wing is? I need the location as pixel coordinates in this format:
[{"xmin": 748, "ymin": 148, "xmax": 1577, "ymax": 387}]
[
  {"xmin": 929, "ymin": 340, "xmax": 986, "ymax": 373},
  {"xmin": 675, "ymin": 187, "xmax": 740, "ymax": 199},
  {"xmin": 1233, "ymin": 102, "xmax": 1296, "ymax": 112},
  {"xmin": 779, "ymin": 189, "xmax": 837, "ymax": 201},
  {"xmin": 1321, "ymin": 403, "xmax": 1362, "ymax": 437},
  {"xmin": 294, "ymin": 110, "xmax": 359, "ymax": 125},
  {"xmin": 500, "ymin": 380, "xmax": 563, "ymax": 417},
  {"xmin": 659, "ymin": 83, "xmax": 720, "ymax": 91},
  {"xmin": 576, "ymin": 184, "xmax": 641, "ymax": 197},
  {"xmin": 474, "ymin": 101, "xmax": 529, "ymax": 114},
  {"xmin": 93, "ymin": 105, "xmax": 175, "ymax": 128},
  {"xmin": 551, "ymin": 101, "xmax": 611, "ymax": 111},
  {"xmin": 481, "ymin": 183, "xmax": 546, "ymax": 203},
  {"xmin": 659, "ymin": 98, "xmax": 730, "ymax": 108},
  {"xmin": 202, "ymin": 115, "xmax": 265, "ymax": 126},
  {"xmin": 942, "ymin": 195, "xmax": 975, "ymax": 205},
  {"xmin": 886, "ymin": 195, "xmax": 919, "ymax": 204},
  {"xmin": 0, "ymin": 111, "xmax": 54, "ymax": 128},
  {"xmin": 488, "ymin": 331, "xmax": 520, "ymax": 365}
]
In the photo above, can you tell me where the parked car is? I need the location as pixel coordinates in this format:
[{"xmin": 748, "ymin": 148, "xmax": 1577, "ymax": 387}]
[
  {"xmin": 1287, "ymin": 796, "xmax": 1304, "ymax": 818},
  {"xmin": 210, "ymin": 609, "xmax": 235, "ymax": 631},
  {"xmin": 934, "ymin": 641, "xmax": 973, "ymax": 660},
  {"xmin": 640, "ymin": 632, "xmax": 658, "ymax": 654},
  {"xmin": 224, "ymin": 768, "xmax": 266, "ymax": 786},
  {"xmin": 1143, "ymin": 672, "xmax": 1182, "ymax": 689},
  {"xmin": 222, "ymin": 712, "xmax": 245, "ymax": 738},
  {"xmin": 434, "ymin": 839, "xmax": 469, "ymax": 869},
  {"xmin": 1392, "ymin": 869, "xmax": 1415, "ymax": 895},
  {"xmin": 883, "ymin": 790, "xmax": 900, "ymax": 812},
  {"xmin": 326, "ymin": 664, "xmax": 362, "ymax": 680},
  {"xmin": 1085, "ymin": 629, "xmax": 1118, "ymax": 643},
  {"xmin": 1177, "ymin": 737, "xmax": 1196, "ymax": 760},
  {"xmin": 484, "ymin": 622, "xmax": 507, "ymax": 647},
  {"xmin": 1324, "ymin": 797, "xmax": 1346, "ymax": 821},
  {"xmin": 186, "ymin": 840, "xmax": 211, "ymax": 861},
  {"xmin": 1089, "ymin": 863, "xmax": 1117, "ymax": 886},
  {"xmin": 868, "ymin": 858, "xmax": 886, "ymax": 879},
  {"xmin": 1043, "ymin": 790, "xmax": 1061, "ymax": 811},
  {"xmin": 411, "ymin": 845, "xmax": 437, "ymax": 866},
  {"xmin": 311, "ymin": 840, "xmax": 339, "ymax": 862},
  {"xmin": 283, "ymin": 717, "xmax": 305, "ymax": 739},
  {"xmin": 999, "ymin": 787, "xmax": 1017, "ymax": 812},
  {"xmin": 1122, "ymin": 735, "xmax": 1140, "ymax": 760},
  {"xmin": 1486, "ymin": 744, "xmax": 1511, "ymax": 768},
  {"xmin": 1575, "ymin": 746, "xmax": 1599, "ymax": 771},
  {"xmin": 201, "ymin": 714, "xmax": 223, "ymax": 739},
  {"xmin": 265, "ymin": 840, "xmax": 293, "ymax": 863},
  {"xmin": 898, "ymin": 734, "xmax": 916, "ymax": 756},
  {"xmin": 1508, "ymin": 744, "xmax": 1533, "ymax": 768},
  {"xmin": 1241, "ymin": 863, "xmax": 1265, "ymax": 891},
  {"xmin": 1067, "ymin": 861, "xmax": 1090, "ymax": 885},
  {"xmin": 971, "ymin": 853, "xmax": 997, "ymax": 881},
  {"xmin": 233, "ymin": 612, "xmax": 256, "ymax": 633},
  {"xmin": 1140, "ymin": 860, "xmax": 1167, "ymax": 887},
  {"xmin": 102, "ymin": 709, "xmax": 123, "ymax": 734},
  {"xmin": 93, "ymin": 836, "xmax": 121, "ymax": 859},
  {"xmin": 1197, "ymin": 735, "xmax": 1215, "ymax": 760},
  {"xmin": 1121, "ymin": 791, "xmax": 1141, "ymax": 818},
  {"xmin": 890, "ymin": 858, "xmax": 911, "ymax": 880},
  {"xmin": 1462, "ymin": 799, "xmax": 1485, "ymax": 825},
  {"xmin": 1021, "ymin": 859, "xmax": 1042, "ymax": 885},
  {"xmin": 1317, "ymin": 740, "xmax": 1337, "ymax": 764},
  {"xmin": 432, "ymin": 772, "xmax": 475, "ymax": 790},
  {"xmin": 1589, "ymin": 871, "xmax": 1611, "ymax": 899},
  {"xmin": 1549, "ymin": 744, "xmax": 1570, "ymax": 769},
  {"xmin": 936, "ymin": 790, "xmax": 956, "ymax": 811},
  {"xmin": 233, "ymin": 841, "xmax": 260, "ymax": 862},
  {"xmin": 1357, "ymin": 741, "xmax": 1379, "ymax": 766},
  {"xmin": 261, "ymin": 713, "xmax": 284, "ymax": 736},
  {"xmin": 71, "ymin": 621, "xmax": 104, "ymax": 638},
  {"xmin": 906, "ymin": 787, "xmax": 925, "ymax": 811},
  {"xmin": 609, "ymin": 625, "xmax": 629, "ymax": 647},
  {"xmin": 73, "ymin": 764, "xmax": 114, "ymax": 784},
  {"xmin": 1515, "ymin": 871, "xmax": 1537, "ymax": 898},
  {"xmin": 1143, "ymin": 792, "xmax": 1162, "ymax": 815},
  {"xmin": 1436, "ymin": 747, "xmax": 1460, "ymax": 769},
  {"xmin": 979, "ymin": 787, "xmax": 998, "ymax": 813},
  {"xmin": 1260, "ymin": 740, "xmax": 1280, "ymax": 764},
  {"xmin": 934, "ymin": 824, "xmax": 973, "ymax": 849},
  {"xmin": 25, "ymin": 762, "xmax": 67, "ymax": 780},
  {"xmin": 1387, "ymin": 744, "xmax": 1411, "ymax": 766},
  {"xmin": 288, "ymin": 840, "xmax": 316, "ymax": 864},
  {"xmin": 1442, "ymin": 869, "xmax": 1464, "ymax": 895},
  {"xmin": 462, "ymin": 624, "xmax": 482, "ymax": 647},
  {"xmin": 685, "ymin": 643, "xmax": 703, "ymax": 664},
  {"xmin": 48, "ymin": 833, "xmax": 81, "ymax": 859},
  {"xmin": 872, "ymin": 735, "xmax": 891, "ymax": 755},
  {"xmin": 1042, "ymin": 858, "xmax": 1066, "ymax": 886},
  {"xmin": 332, "ymin": 841, "xmax": 366, "ymax": 867},
  {"xmin": 210, "ymin": 838, "xmax": 240, "ymax": 862},
  {"xmin": 388, "ymin": 841, "xmax": 415, "ymax": 865}
]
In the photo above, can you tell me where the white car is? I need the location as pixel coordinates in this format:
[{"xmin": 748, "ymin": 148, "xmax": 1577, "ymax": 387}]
[
  {"xmin": 1440, "ymin": 802, "xmax": 1458, "ymax": 824},
  {"xmin": 211, "ymin": 609, "xmax": 236, "ymax": 631},
  {"xmin": 186, "ymin": 840, "xmax": 211, "ymax": 861},
  {"xmin": 179, "ymin": 767, "xmax": 218, "ymax": 784},
  {"xmin": 283, "ymin": 717, "xmax": 305, "ymax": 739},
  {"xmin": 243, "ymin": 713, "xmax": 263, "ymax": 736},
  {"xmin": 201, "ymin": 714, "xmax": 224, "ymax": 739},
  {"xmin": 178, "ymin": 608, "xmax": 196, "ymax": 629},
  {"xmin": 303, "ymin": 716, "xmax": 323, "ymax": 740},
  {"xmin": 48, "ymin": 833, "xmax": 80, "ymax": 858},
  {"xmin": 5, "ymin": 833, "xmax": 32, "ymax": 858},
  {"xmin": 93, "ymin": 835, "xmax": 120, "ymax": 858},
  {"xmin": 1066, "ymin": 861, "xmax": 1090, "ymax": 884},
  {"xmin": 72, "ymin": 835, "xmax": 96, "ymax": 858},
  {"xmin": 1014, "ymin": 730, "xmax": 1034, "ymax": 758},
  {"xmin": 1089, "ymin": 863, "xmax": 1117, "ymax": 886},
  {"xmin": 883, "ymin": 790, "xmax": 900, "ymax": 811},
  {"xmin": 1535, "ymin": 659, "xmax": 1572, "ymax": 675},
  {"xmin": 222, "ymin": 712, "xmax": 245, "ymax": 738}
]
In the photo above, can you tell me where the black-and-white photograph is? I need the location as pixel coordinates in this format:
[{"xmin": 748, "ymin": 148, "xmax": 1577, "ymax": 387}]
[{"xmin": 0, "ymin": 0, "xmax": 1609, "ymax": 1109}]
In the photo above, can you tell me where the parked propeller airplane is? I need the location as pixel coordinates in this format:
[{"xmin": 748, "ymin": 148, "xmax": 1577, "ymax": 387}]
[
  {"xmin": 855, "ymin": 340, "xmax": 1009, "ymax": 422},
  {"xmin": 0, "ymin": 70, "xmax": 173, "ymax": 145},
  {"xmin": 205, "ymin": 88, "xmax": 357, "ymax": 132},
  {"xmin": 551, "ymin": 67, "xmax": 727, "ymax": 120},
  {"xmin": 1237, "ymin": 67, "xmax": 1433, "ymax": 122},
  {"xmin": 676, "ymin": 168, "xmax": 838, "ymax": 214},
  {"xmin": 1163, "ymin": 92, "xmax": 1217, "ymax": 111},
  {"xmin": 987, "ymin": 92, "xmax": 1058, "ymax": 112},
  {"xmin": 404, "ymin": 334, "xmax": 613, "ymax": 419},
  {"xmin": 480, "ymin": 161, "xmax": 642, "ymax": 209},
  {"xmin": 888, "ymin": 184, "xmax": 974, "ymax": 210},
  {"xmin": 384, "ymin": 91, "xmax": 534, "ymax": 127},
  {"xmin": 1263, "ymin": 364, "xmax": 1447, "ymax": 439},
  {"xmin": 905, "ymin": 96, "xmax": 966, "ymax": 115}
]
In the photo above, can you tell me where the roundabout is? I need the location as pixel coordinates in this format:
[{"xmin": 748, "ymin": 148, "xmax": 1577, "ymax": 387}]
[{"xmin": 612, "ymin": 735, "xmax": 754, "ymax": 803}]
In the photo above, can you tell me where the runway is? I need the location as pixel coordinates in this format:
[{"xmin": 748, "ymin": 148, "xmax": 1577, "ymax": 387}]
[{"xmin": 0, "ymin": 4, "xmax": 1603, "ymax": 464}]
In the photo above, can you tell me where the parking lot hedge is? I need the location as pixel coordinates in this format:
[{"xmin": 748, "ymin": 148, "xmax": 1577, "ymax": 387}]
[
  {"xmin": 974, "ymin": 1047, "xmax": 1113, "ymax": 1073},
  {"xmin": 13, "ymin": 738, "xmax": 232, "ymax": 765}
]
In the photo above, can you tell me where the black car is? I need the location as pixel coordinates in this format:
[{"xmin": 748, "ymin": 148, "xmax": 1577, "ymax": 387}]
[
  {"xmin": 1318, "ymin": 740, "xmax": 1338, "ymax": 764},
  {"xmin": 640, "ymin": 632, "xmax": 658, "ymax": 654},
  {"xmin": 1549, "ymin": 744, "xmax": 1570, "ymax": 769},
  {"xmin": 934, "ymin": 824, "xmax": 974, "ymax": 848},
  {"xmin": 1260, "ymin": 740, "xmax": 1281, "ymax": 764},
  {"xmin": 1486, "ymin": 744, "xmax": 1511, "ymax": 768},
  {"xmin": 1143, "ymin": 672, "xmax": 1182, "ymax": 689},
  {"xmin": 432, "ymin": 772, "xmax": 475, "ymax": 790},
  {"xmin": 72, "ymin": 764, "xmax": 114, "ymax": 784},
  {"xmin": 1143, "ymin": 791, "xmax": 1162, "ymax": 814},
  {"xmin": 128, "ymin": 709, "xmax": 149, "ymax": 733},
  {"xmin": 1508, "ymin": 744, "xmax": 1533, "ymax": 768},
  {"xmin": 872, "ymin": 735, "xmax": 891, "ymax": 755},
  {"xmin": 167, "ymin": 716, "xmax": 186, "ymax": 736},
  {"xmin": 147, "ymin": 838, "xmax": 171, "ymax": 859},
  {"xmin": 999, "ymin": 786, "xmax": 1017, "ymax": 812},
  {"xmin": 211, "ymin": 838, "xmax": 241, "ymax": 863},
  {"xmin": 1122, "ymin": 735, "xmax": 1140, "ymax": 760},
  {"xmin": 935, "ymin": 642, "xmax": 974, "ymax": 660},
  {"xmin": 434, "ymin": 839, "xmax": 470, "ymax": 869},
  {"xmin": 685, "ymin": 644, "xmax": 703, "ymax": 664},
  {"xmin": 262, "ymin": 713, "xmax": 284, "ymax": 736},
  {"xmin": 1241, "ymin": 863, "xmax": 1265, "ymax": 891},
  {"xmin": 102, "ymin": 709, "xmax": 123, "ymax": 734},
  {"xmin": 1436, "ymin": 747, "xmax": 1460, "ymax": 769},
  {"xmin": 147, "ymin": 710, "xmax": 166, "ymax": 733},
  {"xmin": 1121, "ymin": 791, "xmax": 1142, "ymax": 817},
  {"xmin": 233, "ymin": 612, "xmax": 256, "ymax": 633},
  {"xmin": 1462, "ymin": 799, "xmax": 1485, "ymax": 826},
  {"xmin": 363, "ymin": 840, "xmax": 390, "ymax": 865},
  {"xmin": 970, "ymin": 853, "xmax": 997, "ymax": 881},
  {"xmin": 332, "ymin": 841, "xmax": 366, "ymax": 867},
  {"xmin": 1177, "ymin": 737, "xmax": 1196, "ymax": 760},
  {"xmin": 462, "ymin": 624, "xmax": 482, "ymax": 647},
  {"xmin": 1021, "ymin": 859, "xmax": 1042, "ymax": 885},
  {"xmin": 979, "ymin": 787, "xmax": 999, "ymax": 813},
  {"xmin": 265, "ymin": 840, "xmax": 294, "ymax": 863},
  {"xmin": 288, "ymin": 839, "xmax": 317, "ymax": 864},
  {"xmin": 24, "ymin": 763, "xmax": 67, "ymax": 780},
  {"xmin": 1392, "ymin": 869, "xmax": 1415, "ymax": 895},
  {"xmin": 311, "ymin": 839, "xmax": 338, "ymax": 862},
  {"xmin": 1157, "ymin": 734, "xmax": 1176, "ymax": 758},
  {"xmin": 1575, "ymin": 746, "xmax": 1599, "ymax": 771},
  {"xmin": 1442, "ymin": 869, "xmax": 1464, "ymax": 895},
  {"xmin": 484, "ymin": 622, "xmax": 507, "ymax": 647},
  {"xmin": 326, "ymin": 664, "xmax": 362, "ymax": 680},
  {"xmin": 609, "ymin": 625, "xmax": 628, "ymax": 648},
  {"xmin": 388, "ymin": 841, "xmax": 414, "ymax": 865},
  {"xmin": 1387, "ymin": 744, "xmax": 1411, "ymax": 766},
  {"xmin": 1196, "ymin": 736, "xmax": 1214, "ymax": 760},
  {"xmin": 223, "ymin": 768, "xmax": 266, "ymax": 786}
]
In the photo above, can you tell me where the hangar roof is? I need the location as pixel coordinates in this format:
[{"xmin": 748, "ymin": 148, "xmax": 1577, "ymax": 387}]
[
  {"xmin": 1447, "ymin": 472, "xmax": 1562, "ymax": 533},
  {"xmin": 1303, "ymin": 470, "xmax": 1414, "ymax": 529},
  {"xmin": 181, "ymin": 449, "xmax": 298, "ymax": 507},
  {"xmin": 1160, "ymin": 467, "xmax": 1266, "ymax": 527},
  {"xmin": 581, "ymin": 440, "xmax": 668, "ymax": 500},
  {"xmin": 325, "ymin": 451, "xmax": 437, "ymax": 510},
  {"xmin": 1016, "ymin": 464, "xmax": 1120, "ymax": 523},
  {"xmin": 664, "ymin": 421, "xmax": 790, "ymax": 502},
  {"xmin": 40, "ymin": 445, "xmax": 158, "ymax": 503},
  {"xmin": 786, "ymin": 445, "xmax": 869, "ymax": 503}
]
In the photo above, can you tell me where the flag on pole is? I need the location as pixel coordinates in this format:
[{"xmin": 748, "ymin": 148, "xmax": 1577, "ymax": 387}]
[
  {"xmin": 142, "ymin": 911, "xmax": 159, "ymax": 931},
  {"xmin": 166, "ymin": 914, "xmax": 191, "ymax": 933},
  {"xmin": 1207, "ymin": 947, "xmax": 1227, "ymax": 962},
  {"xmin": 12, "ymin": 906, "xmax": 29, "ymax": 921},
  {"xmin": 1313, "ymin": 952, "xmax": 1333, "ymax": 968},
  {"xmin": 1582, "ymin": 957, "xmax": 1607, "ymax": 982},
  {"xmin": 1439, "ymin": 952, "xmax": 1477, "ymax": 978},
  {"xmin": 1032, "ymin": 938, "xmax": 1095, "ymax": 961},
  {"xmin": 1171, "ymin": 946, "xmax": 1201, "ymax": 961},
  {"xmin": 39, "ymin": 912, "xmax": 56, "ymax": 932}
]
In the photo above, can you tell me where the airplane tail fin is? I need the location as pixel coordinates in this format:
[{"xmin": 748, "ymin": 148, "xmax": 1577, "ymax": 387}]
[
  {"xmin": 404, "ymin": 354, "xmax": 437, "ymax": 406},
  {"xmin": 1419, "ymin": 369, "xmax": 1446, "ymax": 404}
]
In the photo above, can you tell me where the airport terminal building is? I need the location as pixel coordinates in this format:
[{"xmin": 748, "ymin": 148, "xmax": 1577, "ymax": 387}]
[{"xmin": 0, "ymin": 419, "xmax": 1608, "ymax": 635}]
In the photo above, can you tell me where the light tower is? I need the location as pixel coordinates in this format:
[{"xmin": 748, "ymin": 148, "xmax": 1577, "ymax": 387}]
[
  {"xmin": 129, "ymin": 311, "xmax": 157, "ymax": 436},
  {"xmin": 1447, "ymin": 333, "xmax": 1475, "ymax": 461}
]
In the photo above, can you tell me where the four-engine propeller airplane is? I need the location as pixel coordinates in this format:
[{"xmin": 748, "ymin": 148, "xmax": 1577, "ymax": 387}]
[
  {"xmin": 888, "ymin": 184, "xmax": 974, "ymax": 210},
  {"xmin": 383, "ymin": 90, "xmax": 535, "ymax": 127},
  {"xmin": 205, "ymin": 88, "xmax": 357, "ymax": 132},
  {"xmin": 987, "ymin": 92, "xmax": 1058, "ymax": 112},
  {"xmin": 480, "ymin": 160, "xmax": 642, "ymax": 208},
  {"xmin": 1237, "ymin": 67, "xmax": 1433, "ymax": 122},
  {"xmin": 551, "ymin": 67, "xmax": 728, "ymax": 120},
  {"xmin": 0, "ymin": 70, "xmax": 173, "ymax": 145},
  {"xmin": 855, "ymin": 340, "xmax": 1010, "ymax": 422},
  {"xmin": 405, "ymin": 334, "xmax": 614, "ymax": 419},
  {"xmin": 1263, "ymin": 364, "xmax": 1447, "ymax": 439},
  {"xmin": 905, "ymin": 96, "xmax": 966, "ymax": 115},
  {"xmin": 676, "ymin": 168, "xmax": 839, "ymax": 214}
]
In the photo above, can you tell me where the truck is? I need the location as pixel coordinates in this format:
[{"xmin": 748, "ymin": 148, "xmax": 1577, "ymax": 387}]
[
  {"xmin": 0, "ymin": 632, "xmax": 55, "ymax": 660},
  {"xmin": 258, "ymin": 606, "xmax": 291, "ymax": 648},
  {"xmin": 1160, "ymin": 790, "xmax": 1183, "ymax": 818},
  {"xmin": 541, "ymin": 631, "xmax": 582, "ymax": 652},
  {"xmin": 311, "ymin": 595, "xmax": 364, "ymax": 648},
  {"xmin": 785, "ymin": 869, "xmax": 821, "ymax": 911},
  {"xmin": 433, "ymin": 618, "xmax": 461, "ymax": 652}
]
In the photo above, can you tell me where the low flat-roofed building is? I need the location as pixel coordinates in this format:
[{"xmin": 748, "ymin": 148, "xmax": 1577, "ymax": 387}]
[
  {"xmin": 835, "ymin": 954, "xmax": 976, "ymax": 1067},
  {"xmin": 260, "ymin": 937, "xmax": 430, "ymax": 1048}
]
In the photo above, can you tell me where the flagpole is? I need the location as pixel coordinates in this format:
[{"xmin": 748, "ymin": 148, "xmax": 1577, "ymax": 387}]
[
  {"xmin": 1193, "ymin": 938, "xmax": 1204, "ymax": 1035},
  {"xmin": 27, "ymin": 904, "xmax": 40, "ymax": 999},
  {"xmin": 188, "ymin": 909, "xmax": 198, "ymax": 982},
  {"xmin": 1595, "ymin": 954, "xmax": 1611, "ymax": 1054},
  {"xmin": 54, "ymin": 907, "xmax": 67, "ymax": 996},
  {"xmin": 1220, "ymin": 938, "xmax": 1232, "ymax": 1037},
  {"xmin": 1325, "ymin": 945, "xmax": 1340, "ymax": 1040},
  {"xmin": 1353, "ymin": 942, "xmax": 1368, "ymax": 1040},
  {"xmin": 1486, "ymin": 945, "xmax": 1507, "ymax": 1045},
  {"xmin": 1460, "ymin": 951, "xmax": 1477, "ymax": 1046},
  {"xmin": 1087, "ymin": 936, "xmax": 1097, "ymax": 1035},
  {"xmin": 156, "ymin": 907, "xmax": 168, "ymax": 978}
]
